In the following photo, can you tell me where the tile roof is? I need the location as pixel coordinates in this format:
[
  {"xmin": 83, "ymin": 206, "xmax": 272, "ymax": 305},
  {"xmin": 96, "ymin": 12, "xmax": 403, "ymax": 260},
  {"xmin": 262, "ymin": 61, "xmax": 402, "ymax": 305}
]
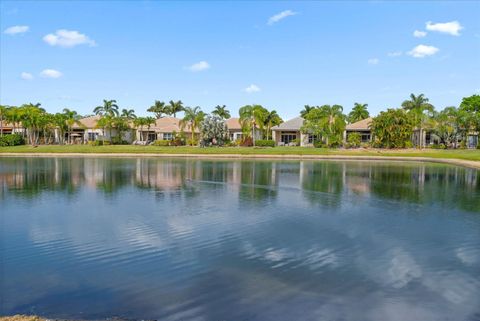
[
  {"xmin": 272, "ymin": 117, "xmax": 304, "ymax": 131},
  {"xmin": 346, "ymin": 117, "xmax": 372, "ymax": 131}
]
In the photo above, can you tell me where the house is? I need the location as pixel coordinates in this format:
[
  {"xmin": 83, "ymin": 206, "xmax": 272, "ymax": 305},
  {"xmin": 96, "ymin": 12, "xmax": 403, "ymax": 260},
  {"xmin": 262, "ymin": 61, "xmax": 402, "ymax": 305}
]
[
  {"xmin": 56, "ymin": 115, "xmax": 134, "ymax": 144},
  {"xmin": 467, "ymin": 133, "xmax": 478, "ymax": 149},
  {"xmin": 0, "ymin": 121, "xmax": 25, "ymax": 135},
  {"xmin": 271, "ymin": 117, "xmax": 313, "ymax": 146},
  {"xmin": 136, "ymin": 116, "xmax": 198, "ymax": 143},
  {"xmin": 225, "ymin": 118, "xmax": 243, "ymax": 142},
  {"xmin": 344, "ymin": 118, "xmax": 373, "ymax": 143}
]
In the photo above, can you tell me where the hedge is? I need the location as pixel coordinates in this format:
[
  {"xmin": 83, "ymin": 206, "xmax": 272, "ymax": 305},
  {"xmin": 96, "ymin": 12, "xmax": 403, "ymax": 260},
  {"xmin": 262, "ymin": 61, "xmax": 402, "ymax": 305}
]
[
  {"xmin": 255, "ymin": 140, "xmax": 275, "ymax": 147},
  {"xmin": 0, "ymin": 134, "xmax": 25, "ymax": 147}
]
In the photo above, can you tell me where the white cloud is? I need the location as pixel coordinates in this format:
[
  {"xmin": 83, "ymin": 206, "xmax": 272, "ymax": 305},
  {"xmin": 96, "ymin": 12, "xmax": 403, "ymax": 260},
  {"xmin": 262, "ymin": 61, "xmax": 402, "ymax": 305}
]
[
  {"xmin": 426, "ymin": 21, "xmax": 463, "ymax": 36},
  {"xmin": 388, "ymin": 51, "xmax": 402, "ymax": 57},
  {"xmin": 244, "ymin": 84, "xmax": 261, "ymax": 93},
  {"xmin": 407, "ymin": 44, "xmax": 439, "ymax": 58},
  {"xmin": 413, "ymin": 30, "xmax": 427, "ymax": 38},
  {"xmin": 368, "ymin": 58, "xmax": 379, "ymax": 65},
  {"xmin": 267, "ymin": 10, "xmax": 298, "ymax": 25},
  {"xmin": 20, "ymin": 72, "xmax": 33, "ymax": 80},
  {"xmin": 43, "ymin": 29, "xmax": 96, "ymax": 48},
  {"xmin": 4, "ymin": 25, "xmax": 29, "ymax": 35},
  {"xmin": 186, "ymin": 61, "xmax": 210, "ymax": 72},
  {"xmin": 40, "ymin": 69, "xmax": 63, "ymax": 78}
]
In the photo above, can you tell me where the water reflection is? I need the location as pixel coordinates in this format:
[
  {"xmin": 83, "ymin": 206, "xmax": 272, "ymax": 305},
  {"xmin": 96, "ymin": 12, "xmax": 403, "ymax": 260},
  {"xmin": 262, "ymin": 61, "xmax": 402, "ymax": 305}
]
[
  {"xmin": 1, "ymin": 157, "xmax": 480, "ymax": 321},
  {"xmin": 1, "ymin": 158, "xmax": 479, "ymax": 212}
]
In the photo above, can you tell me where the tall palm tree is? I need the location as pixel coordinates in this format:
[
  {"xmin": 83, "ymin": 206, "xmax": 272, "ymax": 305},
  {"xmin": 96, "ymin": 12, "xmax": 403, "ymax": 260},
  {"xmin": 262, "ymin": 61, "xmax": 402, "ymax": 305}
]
[
  {"xmin": 20, "ymin": 103, "xmax": 46, "ymax": 145},
  {"xmin": 121, "ymin": 108, "xmax": 136, "ymax": 119},
  {"xmin": 300, "ymin": 105, "xmax": 316, "ymax": 118},
  {"xmin": 212, "ymin": 105, "xmax": 231, "ymax": 119},
  {"xmin": 239, "ymin": 105, "xmax": 268, "ymax": 145},
  {"xmin": 147, "ymin": 100, "xmax": 167, "ymax": 119},
  {"xmin": 0, "ymin": 105, "xmax": 7, "ymax": 136},
  {"xmin": 63, "ymin": 108, "xmax": 83, "ymax": 144},
  {"xmin": 5, "ymin": 106, "xmax": 23, "ymax": 135},
  {"xmin": 401, "ymin": 93, "xmax": 435, "ymax": 148},
  {"xmin": 348, "ymin": 103, "xmax": 369, "ymax": 123},
  {"xmin": 93, "ymin": 99, "xmax": 119, "ymax": 117},
  {"xmin": 181, "ymin": 106, "xmax": 205, "ymax": 145},
  {"xmin": 264, "ymin": 110, "xmax": 283, "ymax": 140},
  {"xmin": 167, "ymin": 100, "xmax": 184, "ymax": 118}
]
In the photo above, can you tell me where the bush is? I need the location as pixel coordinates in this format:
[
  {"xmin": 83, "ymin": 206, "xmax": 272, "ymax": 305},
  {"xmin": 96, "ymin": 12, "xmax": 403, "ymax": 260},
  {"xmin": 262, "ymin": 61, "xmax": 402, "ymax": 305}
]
[
  {"xmin": 404, "ymin": 141, "xmax": 413, "ymax": 148},
  {"xmin": 346, "ymin": 133, "xmax": 361, "ymax": 148},
  {"xmin": 187, "ymin": 138, "xmax": 198, "ymax": 146},
  {"xmin": 111, "ymin": 136, "xmax": 129, "ymax": 145},
  {"xmin": 314, "ymin": 141, "xmax": 325, "ymax": 148},
  {"xmin": 239, "ymin": 137, "xmax": 253, "ymax": 147},
  {"xmin": 0, "ymin": 134, "xmax": 25, "ymax": 147},
  {"xmin": 152, "ymin": 140, "xmax": 170, "ymax": 146},
  {"xmin": 431, "ymin": 143, "xmax": 447, "ymax": 149},
  {"xmin": 255, "ymin": 140, "xmax": 275, "ymax": 147}
]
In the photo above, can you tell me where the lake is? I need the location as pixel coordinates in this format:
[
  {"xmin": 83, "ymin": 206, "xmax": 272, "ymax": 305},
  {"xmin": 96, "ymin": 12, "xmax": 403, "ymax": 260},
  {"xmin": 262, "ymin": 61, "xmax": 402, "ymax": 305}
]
[{"xmin": 1, "ymin": 157, "xmax": 479, "ymax": 321}]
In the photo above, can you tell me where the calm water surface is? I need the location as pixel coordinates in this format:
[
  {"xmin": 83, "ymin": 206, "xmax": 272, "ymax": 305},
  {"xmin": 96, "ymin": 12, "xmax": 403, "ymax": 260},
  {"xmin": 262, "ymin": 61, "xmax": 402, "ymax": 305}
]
[{"xmin": 1, "ymin": 157, "xmax": 480, "ymax": 321}]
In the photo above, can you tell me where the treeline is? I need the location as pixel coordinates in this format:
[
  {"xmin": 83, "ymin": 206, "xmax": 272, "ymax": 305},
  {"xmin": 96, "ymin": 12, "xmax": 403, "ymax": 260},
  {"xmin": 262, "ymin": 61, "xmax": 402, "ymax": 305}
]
[{"xmin": 1, "ymin": 93, "xmax": 479, "ymax": 148}]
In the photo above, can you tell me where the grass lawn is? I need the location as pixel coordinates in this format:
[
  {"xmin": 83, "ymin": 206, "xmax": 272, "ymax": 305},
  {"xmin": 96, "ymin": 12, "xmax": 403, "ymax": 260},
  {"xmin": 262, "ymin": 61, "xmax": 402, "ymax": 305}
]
[{"xmin": 1, "ymin": 145, "xmax": 480, "ymax": 162}]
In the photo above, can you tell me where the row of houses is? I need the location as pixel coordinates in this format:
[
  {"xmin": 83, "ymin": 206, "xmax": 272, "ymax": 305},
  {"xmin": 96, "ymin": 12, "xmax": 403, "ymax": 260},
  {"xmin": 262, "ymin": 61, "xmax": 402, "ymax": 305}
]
[{"xmin": 1, "ymin": 115, "xmax": 478, "ymax": 148}]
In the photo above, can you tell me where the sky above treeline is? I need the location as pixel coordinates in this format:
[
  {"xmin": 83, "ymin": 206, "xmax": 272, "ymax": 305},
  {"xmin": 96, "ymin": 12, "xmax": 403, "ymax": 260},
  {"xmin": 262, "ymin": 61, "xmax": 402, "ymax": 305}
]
[{"xmin": 1, "ymin": 1, "xmax": 479, "ymax": 119}]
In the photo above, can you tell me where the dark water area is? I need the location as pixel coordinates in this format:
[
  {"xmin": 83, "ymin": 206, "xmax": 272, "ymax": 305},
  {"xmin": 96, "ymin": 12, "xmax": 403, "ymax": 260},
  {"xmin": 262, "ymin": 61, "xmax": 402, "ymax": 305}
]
[{"xmin": 1, "ymin": 157, "xmax": 479, "ymax": 321}]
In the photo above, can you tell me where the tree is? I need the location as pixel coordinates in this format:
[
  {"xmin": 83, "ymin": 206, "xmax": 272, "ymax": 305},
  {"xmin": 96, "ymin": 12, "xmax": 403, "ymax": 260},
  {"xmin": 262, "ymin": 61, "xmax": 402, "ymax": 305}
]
[
  {"xmin": 200, "ymin": 115, "xmax": 228, "ymax": 146},
  {"xmin": 401, "ymin": 93, "xmax": 435, "ymax": 148},
  {"xmin": 20, "ymin": 103, "xmax": 46, "ymax": 145},
  {"xmin": 300, "ymin": 105, "xmax": 316, "ymax": 118},
  {"xmin": 301, "ymin": 105, "xmax": 346, "ymax": 147},
  {"xmin": 459, "ymin": 94, "xmax": 480, "ymax": 134},
  {"xmin": 63, "ymin": 108, "xmax": 83, "ymax": 144},
  {"xmin": 432, "ymin": 107, "xmax": 460, "ymax": 147},
  {"xmin": 239, "ymin": 104, "xmax": 268, "ymax": 145},
  {"xmin": 181, "ymin": 106, "xmax": 205, "ymax": 145},
  {"xmin": 147, "ymin": 100, "xmax": 167, "ymax": 119},
  {"xmin": 96, "ymin": 115, "xmax": 115, "ymax": 143},
  {"xmin": 348, "ymin": 103, "xmax": 369, "ymax": 123},
  {"xmin": 212, "ymin": 105, "xmax": 231, "ymax": 119},
  {"xmin": 371, "ymin": 108, "xmax": 414, "ymax": 148},
  {"xmin": 167, "ymin": 100, "xmax": 184, "ymax": 117},
  {"xmin": 5, "ymin": 106, "xmax": 23, "ymax": 135},
  {"xmin": 0, "ymin": 105, "xmax": 7, "ymax": 136},
  {"xmin": 264, "ymin": 110, "xmax": 283, "ymax": 140},
  {"xmin": 121, "ymin": 109, "xmax": 136, "ymax": 119},
  {"xmin": 93, "ymin": 99, "xmax": 119, "ymax": 117},
  {"xmin": 133, "ymin": 117, "xmax": 156, "ymax": 142}
]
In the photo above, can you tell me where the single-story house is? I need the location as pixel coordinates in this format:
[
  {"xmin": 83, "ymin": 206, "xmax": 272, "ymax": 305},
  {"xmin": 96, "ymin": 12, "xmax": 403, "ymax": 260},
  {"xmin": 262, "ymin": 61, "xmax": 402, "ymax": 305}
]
[
  {"xmin": 225, "ymin": 118, "xmax": 243, "ymax": 141},
  {"xmin": 136, "ymin": 116, "xmax": 198, "ymax": 143},
  {"xmin": 271, "ymin": 117, "xmax": 313, "ymax": 146},
  {"xmin": 344, "ymin": 118, "xmax": 373, "ymax": 143},
  {"xmin": 0, "ymin": 121, "xmax": 25, "ymax": 135},
  {"xmin": 55, "ymin": 115, "xmax": 134, "ymax": 144}
]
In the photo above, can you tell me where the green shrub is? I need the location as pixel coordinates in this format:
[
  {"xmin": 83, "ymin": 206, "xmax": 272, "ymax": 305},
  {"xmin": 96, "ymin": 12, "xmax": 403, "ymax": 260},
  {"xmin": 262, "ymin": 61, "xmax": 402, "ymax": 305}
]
[
  {"xmin": 240, "ymin": 137, "xmax": 253, "ymax": 147},
  {"xmin": 431, "ymin": 143, "xmax": 447, "ymax": 149},
  {"xmin": 346, "ymin": 133, "xmax": 361, "ymax": 148},
  {"xmin": 0, "ymin": 134, "xmax": 25, "ymax": 147},
  {"xmin": 255, "ymin": 140, "xmax": 275, "ymax": 147},
  {"xmin": 187, "ymin": 138, "xmax": 198, "ymax": 146},
  {"xmin": 360, "ymin": 142, "xmax": 371, "ymax": 148},
  {"xmin": 153, "ymin": 140, "xmax": 170, "ymax": 146},
  {"xmin": 111, "ymin": 136, "xmax": 129, "ymax": 145},
  {"xmin": 404, "ymin": 141, "xmax": 413, "ymax": 148},
  {"xmin": 314, "ymin": 141, "xmax": 325, "ymax": 148}
]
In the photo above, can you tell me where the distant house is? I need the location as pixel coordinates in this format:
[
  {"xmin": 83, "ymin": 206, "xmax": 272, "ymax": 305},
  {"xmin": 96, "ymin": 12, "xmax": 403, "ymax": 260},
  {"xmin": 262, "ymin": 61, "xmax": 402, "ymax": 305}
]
[
  {"xmin": 272, "ymin": 117, "xmax": 313, "ymax": 146},
  {"xmin": 0, "ymin": 121, "xmax": 25, "ymax": 135},
  {"xmin": 56, "ymin": 115, "xmax": 134, "ymax": 144},
  {"xmin": 344, "ymin": 118, "xmax": 373, "ymax": 143},
  {"xmin": 136, "ymin": 116, "xmax": 198, "ymax": 143},
  {"xmin": 225, "ymin": 118, "xmax": 243, "ymax": 141}
]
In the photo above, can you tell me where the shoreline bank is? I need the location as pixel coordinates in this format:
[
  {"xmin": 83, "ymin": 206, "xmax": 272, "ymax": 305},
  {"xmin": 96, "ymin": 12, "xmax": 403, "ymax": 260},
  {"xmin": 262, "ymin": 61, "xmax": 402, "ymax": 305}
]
[{"xmin": 1, "ymin": 152, "xmax": 479, "ymax": 170}]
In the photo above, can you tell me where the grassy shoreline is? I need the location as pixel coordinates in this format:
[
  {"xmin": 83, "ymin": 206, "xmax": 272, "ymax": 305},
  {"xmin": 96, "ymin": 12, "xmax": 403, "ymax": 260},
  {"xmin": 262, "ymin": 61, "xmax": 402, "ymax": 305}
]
[{"xmin": 1, "ymin": 145, "xmax": 480, "ymax": 160}]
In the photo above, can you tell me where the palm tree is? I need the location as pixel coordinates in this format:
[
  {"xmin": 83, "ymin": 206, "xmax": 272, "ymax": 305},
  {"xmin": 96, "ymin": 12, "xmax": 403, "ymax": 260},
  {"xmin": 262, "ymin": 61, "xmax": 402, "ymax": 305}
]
[
  {"xmin": 300, "ymin": 105, "xmax": 316, "ymax": 118},
  {"xmin": 93, "ymin": 99, "xmax": 119, "ymax": 117},
  {"xmin": 348, "ymin": 103, "xmax": 369, "ymax": 123},
  {"xmin": 133, "ymin": 117, "xmax": 156, "ymax": 142},
  {"xmin": 0, "ymin": 105, "xmax": 7, "ymax": 136},
  {"xmin": 181, "ymin": 106, "xmax": 205, "ymax": 145},
  {"xmin": 302, "ymin": 105, "xmax": 346, "ymax": 147},
  {"xmin": 401, "ymin": 93, "xmax": 435, "ymax": 148},
  {"xmin": 5, "ymin": 106, "xmax": 23, "ymax": 136},
  {"xmin": 264, "ymin": 110, "xmax": 283, "ymax": 140},
  {"xmin": 63, "ymin": 108, "xmax": 83, "ymax": 144},
  {"xmin": 239, "ymin": 105, "xmax": 268, "ymax": 145},
  {"xmin": 167, "ymin": 100, "xmax": 184, "ymax": 118},
  {"xmin": 212, "ymin": 105, "xmax": 231, "ymax": 119},
  {"xmin": 121, "ymin": 109, "xmax": 136, "ymax": 119},
  {"xmin": 20, "ymin": 103, "xmax": 46, "ymax": 145},
  {"xmin": 147, "ymin": 100, "xmax": 167, "ymax": 119}
]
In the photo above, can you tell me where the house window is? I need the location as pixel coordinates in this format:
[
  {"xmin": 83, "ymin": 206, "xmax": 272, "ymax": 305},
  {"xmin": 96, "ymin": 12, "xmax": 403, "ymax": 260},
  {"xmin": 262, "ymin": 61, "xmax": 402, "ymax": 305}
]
[
  {"xmin": 308, "ymin": 134, "xmax": 316, "ymax": 144},
  {"xmin": 87, "ymin": 132, "xmax": 97, "ymax": 141},
  {"xmin": 147, "ymin": 132, "xmax": 157, "ymax": 142},
  {"xmin": 163, "ymin": 132, "xmax": 173, "ymax": 140},
  {"xmin": 360, "ymin": 133, "xmax": 371, "ymax": 142},
  {"xmin": 281, "ymin": 132, "xmax": 297, "ymax": 144}
]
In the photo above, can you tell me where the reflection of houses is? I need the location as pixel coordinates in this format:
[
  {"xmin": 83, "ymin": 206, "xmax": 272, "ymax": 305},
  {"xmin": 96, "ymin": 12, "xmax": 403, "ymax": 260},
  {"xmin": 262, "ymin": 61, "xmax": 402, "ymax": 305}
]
[
  {"xmin": 272, "ymin": 117, "xmax": 312, "ymax": 146},
  {"xmin": 344, "ymin": 118, "xmax": 373, "ymax": 143},
  {"xmin": 226, "ymin": 118, "xmax": 243, "ymax": 141},
  {"xmin": 55, "ymin": 115, "xmax": 134, "ymax": 144}
]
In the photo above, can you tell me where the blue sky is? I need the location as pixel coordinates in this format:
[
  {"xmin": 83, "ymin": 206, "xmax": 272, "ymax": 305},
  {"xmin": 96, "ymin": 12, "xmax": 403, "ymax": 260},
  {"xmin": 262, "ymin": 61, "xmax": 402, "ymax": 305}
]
[{"xmin": 1, "ymin": 1, "xmax": 479, "ymax": 119}]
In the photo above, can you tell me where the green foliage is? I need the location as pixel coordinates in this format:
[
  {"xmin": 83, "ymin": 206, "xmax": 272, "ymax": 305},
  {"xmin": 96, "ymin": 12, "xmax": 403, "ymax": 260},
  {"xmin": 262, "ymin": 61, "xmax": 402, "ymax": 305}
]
[
  {"xmin": 152, "ymin": 140, "xmax": 171, "ymax": 146},
  {"xmin": 212, "ymin": 105, "xmax": 231, "ymax": 119},
  {"xmin": 346, "ymin": 132, "xmax": 361, "ymax": 148},
  {"xmin": 313, "ymin": 140, "xmax": 325, "ymax": 148},
  {"xmin": 147, "ymin": 100, "xmax": 167, "ymax": 118},
  {"xmin": 0, "ymin": 133, "xmax": 24, "ymax": 146},
  {"xmin": 301, "ymin": 104, "xmax": 346, "ymax": 147},
  {"xmin": 255, "ymin": 140, "xmax": 275, "ymax": 147},
  {"xmin": 240, "ymin": 137, "xmax": 253, "ymax": 147},
  {"xmin": 348, "ymin": 103, "xmax": 369, "ymax": 123},
  {"xmin": 200, "ymin": 115, "xmax": 228, "ymax": 146},
  {"xmin": 111, "ymin": 136, "xmax": 129, "ymax": 145},
  {"xmin": 181, "ymin": 106, "xmax": 205, "ymax": 145},
  {"xmin": 371, "ymin": 108, "xmax": 414, "ymax": 148}
]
